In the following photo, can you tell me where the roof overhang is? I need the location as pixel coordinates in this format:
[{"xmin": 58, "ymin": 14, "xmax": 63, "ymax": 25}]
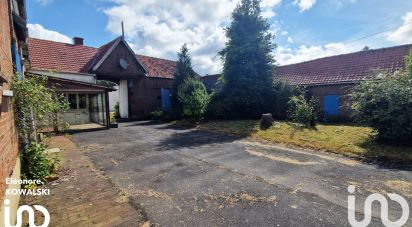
[
  {"xmin": 92, "ymin": 37, "xmax": 148, "ymax": 74},
  {"xmin": 26, "ymin": 72, "xmax": 116, "ymax": 92}
]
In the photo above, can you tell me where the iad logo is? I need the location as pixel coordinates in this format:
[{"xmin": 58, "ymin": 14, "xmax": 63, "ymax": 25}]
[
  {"xmin": 348, "ymin": 185, "xmax": 410, "ymax": 227},
  {"xmin": 3, "ymin": 199, "xmax": 50, "ymax": 227}
]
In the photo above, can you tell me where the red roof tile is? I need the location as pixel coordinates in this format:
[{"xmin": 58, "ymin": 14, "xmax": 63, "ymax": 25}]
[
  {"xmin": 276, "ymin": 44, "xmax": 412, "ymax": 85},
  {"xmin": 136, "ymin": 55, "xmax": 176, "ymax": 79},
  {"xmin": 28, "ymin": 38, "xmax": 177, "ymax": 79},
  {"xmin": 28, "ymin": 38, "xmax": 99, "ymax": 74}
]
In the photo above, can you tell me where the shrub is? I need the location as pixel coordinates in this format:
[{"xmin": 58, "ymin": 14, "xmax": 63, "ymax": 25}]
[
  {"xmin": 178, "ymin": 78, "xmax": 210, "ymax": 121},
  {"xmin": 149, "ymin": 110, "xmax": 163, "ymax": 120},
  {"xmin": 21, "ymin": 143, "xmax": 52, "ymax": 182},
  {"xmin": 207, "ymin": 79, "xmax": 296, "ymax": 120},
  {"xmin": 270, "ymin": 80, "xmax": 298, "ymax": 119},
  {"xmin": 12, "ymin": 74, "xmax": 67, "ymax": 182},
  {"xmin": 287, "ymin": 94, "xmax": 318, "ymax": 127},
  {"xmin": 114, "ymin": 101, "xmax": 120, "ymax": 119},
  {"xmin": 349, "ymin": 72, "xmax": 412, "ymax": 141}
]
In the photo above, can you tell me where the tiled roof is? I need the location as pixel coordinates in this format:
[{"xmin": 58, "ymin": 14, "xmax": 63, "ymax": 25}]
[
  {"xmin": 28, "ymin": 38, "xmax": 99, "ymax": 74},
  {"xmin": 275, "ymin": 44, "xmax": 412, "ymax": 85},
  {"xmin": 136, "ymin": 55, "xmax": 176, "ymax": 79},
  {"xmin": 28, "ymin": 37, "xmax": 177, "ymax": 79}
]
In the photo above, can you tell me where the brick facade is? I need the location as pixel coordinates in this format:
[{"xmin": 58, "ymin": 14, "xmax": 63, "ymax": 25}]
[
  {"xmin": 129, "ymin": 77, "xmax": 173, "ymax": 117},
  {"xmin": 0, "ymin": 0, "xmax": 21, "ymax": 203},
  {"xmin": 307, "ymin": 83, "xmax": 355, "ymax": 119}
]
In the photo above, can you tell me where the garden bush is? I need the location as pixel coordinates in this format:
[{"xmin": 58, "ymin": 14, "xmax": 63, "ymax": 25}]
[
  {"xmin": 349, "ymin": 72, "xmax": 412, "ymax": 141},
  {"xmin": 287, "ymin": 94, "xmax": 318, "ymax": 127},
  {"xmin": 206, "ymin": 79, "xmax": 296, "ymax": 120},
  {"xmin": 114, "ymin": 101, "xmax": 120, "ymax": 119},
  {"xmin": 12, "ymin": 74, "xmax": 67, "ymax": 181},
  {"xmin": 178, "ymin": 78, "xmax": 210, "ymax": 121},
  {"xmin": 149, "ymin": 109, "xmax": 163, "ymax": 120},
  {"xmin": 270, "ymin": 80, "xmax": 298, "ymax": 119},
  {"xmin": 21, "ymin": 143, "xmax": 52, "ymax": 182}
]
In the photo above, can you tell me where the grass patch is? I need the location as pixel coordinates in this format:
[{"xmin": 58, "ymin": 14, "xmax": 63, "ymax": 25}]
[{"xmin": 192, "ymin": 120, "xmax": 412, "ymax": 163}]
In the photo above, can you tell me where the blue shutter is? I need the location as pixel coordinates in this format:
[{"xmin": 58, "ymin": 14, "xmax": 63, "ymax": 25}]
[
  {"xmin": 161, "ymin": 88, "xmax": 171, "ymax": 111},
  {"xmin": 324, "ymin": 95, "xmax": 339, "ymax": 116},
  {"xmin": 11, "ymin": 43, "xmax": 22, "ymax": 78}
]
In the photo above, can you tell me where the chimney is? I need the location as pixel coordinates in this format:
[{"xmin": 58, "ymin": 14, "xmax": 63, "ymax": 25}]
[{"xmin": 73, "ymin": 37, "xmax": 84, "ymax": 45}]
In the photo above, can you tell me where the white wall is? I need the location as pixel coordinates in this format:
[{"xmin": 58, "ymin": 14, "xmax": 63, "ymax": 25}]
[
  {"xmin": 108, "ymin": 85, "xmax": 119, "ymax": 112},
  {"xmin": 30, "ymin": 70, "xmax": 96, "ymax": 84},
  {"xmin": 119, "ymin": 80, "xmax": 129, "ymax": 118}
]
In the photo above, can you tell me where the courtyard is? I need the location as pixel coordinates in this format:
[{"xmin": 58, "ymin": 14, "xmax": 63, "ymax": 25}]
[{"xmin": 65, "ymin": 121, "xmax": 412, "ymax": 226}]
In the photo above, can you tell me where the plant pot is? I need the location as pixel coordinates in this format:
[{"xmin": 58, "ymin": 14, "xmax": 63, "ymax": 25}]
[{"xmin": 110, "ymin": 122, "xmax": 118, "ymax": 128}]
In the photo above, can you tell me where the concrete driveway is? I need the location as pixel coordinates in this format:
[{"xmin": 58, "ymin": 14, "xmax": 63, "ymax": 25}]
[{"xmin": 72, "ymin": 121, "xmax": 412, "ymax": 227}]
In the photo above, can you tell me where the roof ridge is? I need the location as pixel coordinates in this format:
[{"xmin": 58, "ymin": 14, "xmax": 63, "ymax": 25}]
[
  {"xmin": 137, "ymin": 54, "xmax": 176, "ymax": 62},
  {"xmin": 29, "ymin": 37, "xmax": 177, "ymax": 64},
  {"xmin": 28, "ymin": 37, "xmax": 99, "ymax": 50},
  {"xmin": 277, "ymin": 43, "xmax": 412, "ymax": 68}
]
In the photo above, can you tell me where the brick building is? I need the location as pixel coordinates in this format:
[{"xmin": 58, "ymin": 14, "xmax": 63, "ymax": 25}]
[
  {"xmin": 28, "ymin": 36, "xmax": 178, "ymax": 123},
  {"xmin": 202, "ymin": 44, "xmax": 412, "ymax": 119},
  {"xmin": 0, "ymin": 0, "xmax": 29, "ymax": 224}
]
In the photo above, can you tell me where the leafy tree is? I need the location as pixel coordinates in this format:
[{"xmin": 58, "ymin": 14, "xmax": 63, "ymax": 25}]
[
  {"xmin": 287, "ymin": 93, "xmax": 318, "ymax": 127},
  {"xmin": 171, "ymin": 44, "xmax": 196, "ymax": 116},
  {"xmin": 178, "ymin": 78, "xmax": 210, "ymax": 121},
  {"xmin": 405, "ymin": 48, "xmax": 412, "ymax": 79},
  {"xmin": 214, "ymin": 0, "xmax": 275, "ymax": 118},
  {"xmin": 349, "ymin": 72, "xmax": 412, "ymax": 141}
]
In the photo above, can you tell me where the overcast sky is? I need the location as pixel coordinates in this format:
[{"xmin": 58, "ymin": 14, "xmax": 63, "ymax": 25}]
[{"xmin": 27, "ymin": 0, "xmax": 412, "ymax": 75}]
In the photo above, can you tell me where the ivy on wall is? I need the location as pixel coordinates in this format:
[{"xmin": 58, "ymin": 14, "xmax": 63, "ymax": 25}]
[{"xmin": 12, "ymin": 74, "xmax": 68, "ymax": 181}]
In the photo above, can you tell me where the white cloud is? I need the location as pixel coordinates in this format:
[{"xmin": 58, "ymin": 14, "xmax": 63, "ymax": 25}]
[
  {"xmin": 387, "ymin": 11, "xmax": 412, "ymax": 44},
  {"xmin": 293, "ymin": 0, "xmax": 316, "ymax": 12},
  {"xmin": 28, "ymin": 23, "xmax": 72, "ymax": 43},
  {"xmin": 287, "ymin": 37, "xmax": 294, "ymax": 43},
  {"xmin": 103, "ymin": 0, "xmax": 281, "ymax": 75},
  {"xmin": 276, "ymin": 42, "xmax": 358, "ymax": 65},
  {"xmin": 35, "ymin": 0, "xmax": 54, "ymax": 6}
]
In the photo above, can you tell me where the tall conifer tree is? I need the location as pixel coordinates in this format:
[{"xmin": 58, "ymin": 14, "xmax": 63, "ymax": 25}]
[
  {"xmin": 218, "ymin": 0, "xmax": 275, "ymax": 118},
  {"xmin": 171, "ymin": 44, "xmax": 196, "ymax": 115}
]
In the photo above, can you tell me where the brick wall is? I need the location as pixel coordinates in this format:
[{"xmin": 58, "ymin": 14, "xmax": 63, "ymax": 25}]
[
  {"xmin": 0, "ymin": 0, "xmax": 20, "ymax": 203},
  {"xmin": 129, "ymin": 77, "xmax": 173, "ymax": 118},
  {"xmin": 308, "ymin": 83, "xmax": 355, "ymax": 119}
]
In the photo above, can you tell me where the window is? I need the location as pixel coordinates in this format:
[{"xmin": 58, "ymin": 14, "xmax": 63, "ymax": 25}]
[
  {"xmin": 78, "ymin": 94, "xmax": 87, "ymax": 109},
  {"xmin": 68, "ymin": 94, "xmax": 77, "ymax": 109},
  {"xmin": 67, "ymin": 94, "xmax": 88, "ymax": 109}
]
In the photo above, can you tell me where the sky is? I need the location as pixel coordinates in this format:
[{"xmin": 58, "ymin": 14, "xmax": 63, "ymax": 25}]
[{"xmin": 27, "ymin": 0, "xmax": 412, "ymax": 75}]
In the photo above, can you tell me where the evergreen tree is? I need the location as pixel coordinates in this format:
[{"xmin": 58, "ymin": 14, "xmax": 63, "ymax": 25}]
[
  {"xmin": 216, "ymin": 0, "xmax": 275, "ymax": 118},
  {"xmin": 171, "ymin": 44, "xmax": 196, "ymax": 115}
]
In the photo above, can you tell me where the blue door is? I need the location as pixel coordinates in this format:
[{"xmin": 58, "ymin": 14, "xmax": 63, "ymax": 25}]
[
  {"xmin": 161, "ymin": 88, "xmax": 171, "ymax": 111},
  {"xmin": 324, "ymin": 95, "xmax": 339, "ymax": 115}
]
